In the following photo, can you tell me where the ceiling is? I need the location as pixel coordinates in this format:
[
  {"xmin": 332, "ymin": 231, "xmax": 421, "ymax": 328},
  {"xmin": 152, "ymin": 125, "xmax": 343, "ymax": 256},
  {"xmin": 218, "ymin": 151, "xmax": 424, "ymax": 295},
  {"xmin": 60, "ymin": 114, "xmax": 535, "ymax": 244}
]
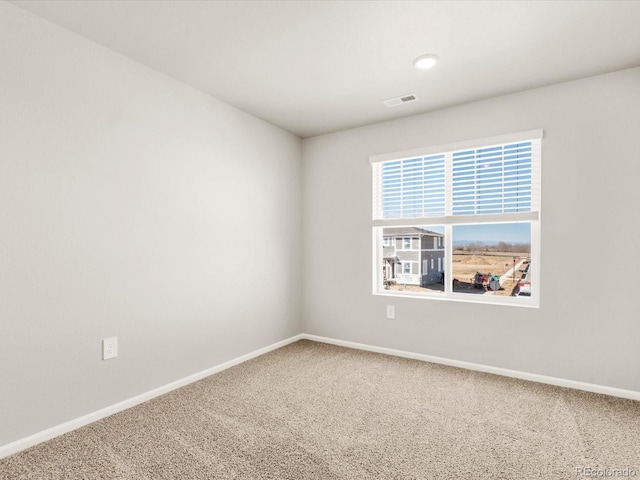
[{"xmin": 9, "ymin": 0, "xmax": 640, "ymax": 138}]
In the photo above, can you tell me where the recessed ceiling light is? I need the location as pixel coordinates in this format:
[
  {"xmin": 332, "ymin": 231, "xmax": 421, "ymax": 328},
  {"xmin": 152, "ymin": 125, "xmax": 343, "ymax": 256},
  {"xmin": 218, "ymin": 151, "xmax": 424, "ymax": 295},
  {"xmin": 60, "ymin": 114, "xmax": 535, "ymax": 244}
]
[{"xmin": 413, "ymin": 54, "xmax": 439, "ymax": 70}]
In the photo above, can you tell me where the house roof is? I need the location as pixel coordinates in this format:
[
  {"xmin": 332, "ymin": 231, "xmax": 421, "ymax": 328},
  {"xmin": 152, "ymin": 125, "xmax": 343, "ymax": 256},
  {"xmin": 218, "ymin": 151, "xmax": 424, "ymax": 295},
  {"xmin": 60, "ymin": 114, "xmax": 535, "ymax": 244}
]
[{"xmin": 383, "ymin": 227, "xmax": 443, "ymax": 237}]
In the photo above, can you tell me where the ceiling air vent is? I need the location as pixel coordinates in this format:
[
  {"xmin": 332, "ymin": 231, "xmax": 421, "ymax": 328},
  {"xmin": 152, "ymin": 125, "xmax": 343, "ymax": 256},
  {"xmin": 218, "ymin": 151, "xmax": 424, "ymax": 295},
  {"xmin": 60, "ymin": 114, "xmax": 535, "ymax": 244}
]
[{"xmin": 384, "ymin": 94, "xmax": 419, "ymax": 107}]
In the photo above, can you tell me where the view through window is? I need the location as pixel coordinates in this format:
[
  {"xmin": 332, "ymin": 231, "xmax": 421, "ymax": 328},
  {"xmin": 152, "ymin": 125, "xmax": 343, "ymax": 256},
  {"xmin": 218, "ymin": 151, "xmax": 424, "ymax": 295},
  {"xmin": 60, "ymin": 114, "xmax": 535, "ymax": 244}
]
[{"xmin": 372, "ymin": 130, "xmax": 541, "ymax": 306}]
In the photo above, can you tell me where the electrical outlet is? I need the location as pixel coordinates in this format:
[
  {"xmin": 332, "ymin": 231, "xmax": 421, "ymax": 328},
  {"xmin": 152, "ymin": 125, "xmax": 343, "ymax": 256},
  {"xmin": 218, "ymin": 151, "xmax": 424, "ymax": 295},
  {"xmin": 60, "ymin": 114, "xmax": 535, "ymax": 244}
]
[
  {"xmin": 103, "ymin": 337, "xmax": 118, "ymax": 360},
  {"xmin": 386, "ymin": 305, "xmax": 395, "ymax": 319}
]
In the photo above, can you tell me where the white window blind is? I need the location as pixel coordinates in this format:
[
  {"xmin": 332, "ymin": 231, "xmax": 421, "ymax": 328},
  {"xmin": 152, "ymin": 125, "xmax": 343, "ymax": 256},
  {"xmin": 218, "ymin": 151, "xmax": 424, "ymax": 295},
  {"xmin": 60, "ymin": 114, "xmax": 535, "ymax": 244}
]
[
  {"xmin": 372, "ymin": 130, "xmax": 542, "ymax": 222},
  {"xmin": 452, "ymin": 141, "xmax": 536, "ymax": 215},
  {"xmin": 377, "ymin": 154, "xmax": 445, "ymax": 219},
  {"xmin": 375, "ymin": 155, "xmax": 445, "ymax": 218}
]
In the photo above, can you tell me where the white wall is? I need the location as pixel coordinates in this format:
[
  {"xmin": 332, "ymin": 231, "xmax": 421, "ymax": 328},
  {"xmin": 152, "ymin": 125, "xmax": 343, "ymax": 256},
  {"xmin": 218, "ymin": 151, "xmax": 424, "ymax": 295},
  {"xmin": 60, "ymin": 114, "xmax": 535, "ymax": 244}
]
[
  {"xmin": 302, "ymin": 67, "xmax": 640, "ymax": 392},
  {"xmin": 0, "ymin": 3, "xmax": 301, "ymax": 446}
]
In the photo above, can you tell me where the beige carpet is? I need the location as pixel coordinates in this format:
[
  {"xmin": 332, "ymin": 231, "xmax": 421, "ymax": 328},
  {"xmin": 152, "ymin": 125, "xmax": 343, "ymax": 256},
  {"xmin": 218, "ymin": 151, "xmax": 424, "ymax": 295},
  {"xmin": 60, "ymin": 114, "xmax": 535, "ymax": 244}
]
[{"xmin": 1, "ymin": 340, "xmax": 639, "ymax": 479}]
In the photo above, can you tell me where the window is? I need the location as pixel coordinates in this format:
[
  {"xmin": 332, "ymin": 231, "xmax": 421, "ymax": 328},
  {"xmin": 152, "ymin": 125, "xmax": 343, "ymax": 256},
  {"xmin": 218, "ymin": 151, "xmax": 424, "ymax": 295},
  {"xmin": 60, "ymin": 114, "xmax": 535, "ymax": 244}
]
[
  {"xmin": 372, "ymin": 130, "xmax": 541, "ymax": 306},
  {"xmin": 403, "ymin": 262, "xmax": 411, "ymax": 274}
]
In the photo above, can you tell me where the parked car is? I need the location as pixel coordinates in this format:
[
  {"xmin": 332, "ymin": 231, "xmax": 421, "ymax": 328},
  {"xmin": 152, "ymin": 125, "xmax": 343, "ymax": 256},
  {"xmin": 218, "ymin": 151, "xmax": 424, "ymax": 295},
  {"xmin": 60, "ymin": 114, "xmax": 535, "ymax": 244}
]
[
  {"xmin": 473, "ymin": 272, "xmax": 500, "ymax": 291},
  {"xmin": 515, "ymin": 282, "xmax": 531, "ymax": 297}
]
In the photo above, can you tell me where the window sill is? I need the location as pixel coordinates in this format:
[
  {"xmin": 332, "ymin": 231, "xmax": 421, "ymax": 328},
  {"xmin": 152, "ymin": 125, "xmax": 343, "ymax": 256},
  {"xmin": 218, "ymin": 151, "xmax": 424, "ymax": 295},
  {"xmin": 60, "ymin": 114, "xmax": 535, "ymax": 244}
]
[{"xmin": 373, "ymin": 290, "xmax": 539, "ymax": 308}]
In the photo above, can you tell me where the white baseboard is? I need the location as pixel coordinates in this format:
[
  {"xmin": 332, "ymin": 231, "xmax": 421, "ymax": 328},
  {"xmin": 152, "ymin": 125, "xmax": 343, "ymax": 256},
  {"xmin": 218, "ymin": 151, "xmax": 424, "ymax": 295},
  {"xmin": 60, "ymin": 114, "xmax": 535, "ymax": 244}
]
[
  {"xmin": 3, "ymin": 332, "xmax": 638, "ymax": 460},
  {"xmin": 0, "ymin": 334, "xmax": 304, "ymax": 460},
  {"xmin": 300, "ymin": 334, "xmax": 640, "ymax": 402}
]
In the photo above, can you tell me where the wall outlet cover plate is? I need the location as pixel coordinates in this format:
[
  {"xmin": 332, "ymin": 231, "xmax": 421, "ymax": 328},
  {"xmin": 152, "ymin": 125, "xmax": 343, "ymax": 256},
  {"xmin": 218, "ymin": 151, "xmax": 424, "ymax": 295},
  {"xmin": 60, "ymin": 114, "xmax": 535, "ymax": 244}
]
[{"xmin": 103, "ymin": 337, "xmax": 118, "ymax": 360}]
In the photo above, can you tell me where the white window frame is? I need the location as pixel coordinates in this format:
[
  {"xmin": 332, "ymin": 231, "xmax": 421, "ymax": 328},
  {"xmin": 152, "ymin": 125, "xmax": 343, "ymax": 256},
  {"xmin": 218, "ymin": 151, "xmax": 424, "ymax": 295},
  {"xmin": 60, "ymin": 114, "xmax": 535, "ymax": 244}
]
[{"xmin": 371, "ymin": 129, "xmax": 542, "ymax": 308}]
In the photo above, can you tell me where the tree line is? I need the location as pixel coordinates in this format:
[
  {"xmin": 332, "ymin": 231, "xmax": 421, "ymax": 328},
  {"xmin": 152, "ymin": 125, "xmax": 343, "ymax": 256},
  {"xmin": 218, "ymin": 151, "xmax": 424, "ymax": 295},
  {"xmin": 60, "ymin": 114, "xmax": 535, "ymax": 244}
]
[{"xmin": 456, "ymin": 242, "xmax": 531, "ymax": 253}]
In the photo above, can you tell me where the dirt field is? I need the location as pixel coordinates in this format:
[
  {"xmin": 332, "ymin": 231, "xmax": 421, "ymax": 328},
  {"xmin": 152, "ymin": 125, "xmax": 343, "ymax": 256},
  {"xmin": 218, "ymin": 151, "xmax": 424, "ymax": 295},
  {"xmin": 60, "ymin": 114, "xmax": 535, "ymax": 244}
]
[
  {"xmin": 452, "ymin": 251, "xmax": 528, "ymax": 296},
  {"xmin": 387, "ymin": 251, "xmax": 529, "ymax": 297}
]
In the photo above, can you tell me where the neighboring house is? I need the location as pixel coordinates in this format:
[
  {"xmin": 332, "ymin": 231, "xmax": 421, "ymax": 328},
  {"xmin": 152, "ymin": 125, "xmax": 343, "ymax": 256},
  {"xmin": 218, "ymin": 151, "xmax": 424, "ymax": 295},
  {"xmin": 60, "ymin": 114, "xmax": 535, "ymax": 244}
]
[{"xmin": 383, "ymin": 227, "xmax": 445, "ymax": 287}]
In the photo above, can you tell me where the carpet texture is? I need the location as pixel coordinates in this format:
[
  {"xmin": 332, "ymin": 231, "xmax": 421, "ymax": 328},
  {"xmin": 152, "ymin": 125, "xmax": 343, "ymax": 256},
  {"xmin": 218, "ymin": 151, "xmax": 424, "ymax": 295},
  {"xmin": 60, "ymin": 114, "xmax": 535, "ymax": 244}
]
[{"xmin": 1, "ymin": 340, "xmax": 639, "ymax": 479}]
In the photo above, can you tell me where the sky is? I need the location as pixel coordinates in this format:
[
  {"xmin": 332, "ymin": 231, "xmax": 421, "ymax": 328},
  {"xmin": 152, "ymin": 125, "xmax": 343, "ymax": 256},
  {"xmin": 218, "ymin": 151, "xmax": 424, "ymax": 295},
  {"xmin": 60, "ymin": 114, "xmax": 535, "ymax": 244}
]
[
  {"xmin": 452, "ymin": 222, "xmax": 530, "ymax": 245},
  {"xmin": 417, "ymin": 223, "xmax": 530, "ymax": 245}
]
